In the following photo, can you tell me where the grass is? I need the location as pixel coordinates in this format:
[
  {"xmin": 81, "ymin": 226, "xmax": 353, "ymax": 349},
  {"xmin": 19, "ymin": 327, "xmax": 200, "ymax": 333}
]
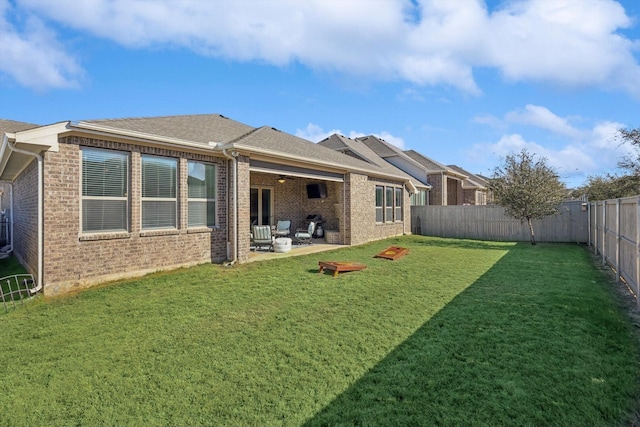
[{"xmin": 0, "ymin": 235, "xmax": 638, "ymax": 426}]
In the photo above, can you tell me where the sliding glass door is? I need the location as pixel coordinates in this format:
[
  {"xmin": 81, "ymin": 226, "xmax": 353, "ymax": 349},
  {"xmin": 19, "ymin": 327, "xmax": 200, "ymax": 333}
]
[{"xmin": 250, "ymin": 186, "xmax": 273, "ymax": 227}]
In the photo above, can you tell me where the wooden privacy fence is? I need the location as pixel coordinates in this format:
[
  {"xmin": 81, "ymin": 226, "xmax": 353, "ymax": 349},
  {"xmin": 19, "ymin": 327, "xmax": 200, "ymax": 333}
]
[
  {"xmin": 411, "ymin": 201, "xmax": 589, "ymax": 243},
  {"xmin": 590, "ymin": 196, "xmax": 640, "ymax": 307}
]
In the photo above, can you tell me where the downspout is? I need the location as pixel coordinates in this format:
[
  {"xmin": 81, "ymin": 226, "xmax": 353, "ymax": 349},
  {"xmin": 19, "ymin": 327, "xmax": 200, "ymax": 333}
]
[
  {"xmin": 221, "ymin": 148, "xmax": 239, "ymax": 263},
  {"xmin": 1, "ymin": 134, "xmax": 44, "ymax": 293}
]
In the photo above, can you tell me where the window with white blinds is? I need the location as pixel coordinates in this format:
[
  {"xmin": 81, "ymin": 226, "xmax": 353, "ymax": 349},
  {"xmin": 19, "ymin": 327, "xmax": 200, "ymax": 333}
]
[
  {"xmin": 81, "ymin": 147, "xmax": 129, "ymax": 233},
  {"xmin": 141, "ymin": 155, "xmax": 177, "ymax": 229},
  {"xmin": 395, "ymin": 187, "xmax": 403, "ymax": 221},
  {"xmin": 385, "ymin": 186, "xmax": 394, "ymax": 222},
  {"xmin": 375, "ymin": 186, "xmax": 384, "ymax": 223},
  {"xmin": 187, "ymin": 161, "xmax": 216, "ymax": 227}
]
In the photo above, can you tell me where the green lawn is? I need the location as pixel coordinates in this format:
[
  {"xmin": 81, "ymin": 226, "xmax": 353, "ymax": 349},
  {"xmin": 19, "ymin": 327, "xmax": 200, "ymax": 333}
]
[{"xmin": 0, "ymin": 236, "xmax": 638, "ymax": 426}]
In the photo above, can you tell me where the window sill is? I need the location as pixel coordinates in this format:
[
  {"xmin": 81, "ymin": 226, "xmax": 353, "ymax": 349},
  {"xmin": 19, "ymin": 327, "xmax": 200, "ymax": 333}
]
[
  {"xmin": 187, "ymin": 226, "xmax": 219, "ymax": 234},
  {"xmin": 140, "ymin": 229, "xmax": 180, "ymax": 237},
  {"xmin": 79, "ymin": 232, "xmax": 131, "ymax": 241}
]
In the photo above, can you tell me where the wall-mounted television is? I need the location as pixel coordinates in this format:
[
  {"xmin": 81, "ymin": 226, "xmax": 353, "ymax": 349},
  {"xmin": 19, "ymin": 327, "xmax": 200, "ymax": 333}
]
[{"xmin": 306, "ymin": 183, "xmax": 328, "ymax": 199}]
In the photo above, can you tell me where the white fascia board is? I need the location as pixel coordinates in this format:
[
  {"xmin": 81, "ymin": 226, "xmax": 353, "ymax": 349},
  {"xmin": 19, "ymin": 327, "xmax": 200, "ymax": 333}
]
[{"xmin": 13, "ymin": 122, "xmax": 70, "ymax": 153}]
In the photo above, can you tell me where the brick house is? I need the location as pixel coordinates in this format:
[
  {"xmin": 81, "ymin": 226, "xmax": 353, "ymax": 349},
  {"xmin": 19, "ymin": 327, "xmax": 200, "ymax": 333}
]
[
  {"xmin": 0, "ymin": 114, "xmax": 421, "ymax": 296},
  {"xmin": 318, "ymin": 134, "xmax": 431, "ymax": 207},
  {"xmin": 403, "ymin": 150, "xmax": 471, "ymax": 206},
  {"xmin": 446, "ymin": 164, "xmax": 490, "ymax": 205}
]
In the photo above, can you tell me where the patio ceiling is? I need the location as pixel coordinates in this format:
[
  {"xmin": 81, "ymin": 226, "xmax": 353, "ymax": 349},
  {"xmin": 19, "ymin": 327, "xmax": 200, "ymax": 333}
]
[{"xmin": 249, "ymin": 160, "xmax": 344, "ymax": 182}]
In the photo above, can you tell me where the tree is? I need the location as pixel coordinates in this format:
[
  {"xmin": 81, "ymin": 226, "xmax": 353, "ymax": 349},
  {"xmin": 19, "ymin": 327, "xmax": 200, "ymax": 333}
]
[
  {"xmin": 618, "ymin": 128, "xmax": 640, "ymax": 191},
  {"xmin": 573, "ymin": 173, "xmax": 639, "ymax": 201},
  {"xmin": 489, "ymin": 149, "xmax": 567, "ymax": 245},
  {"xmin": 575, "ymin": 127, "xmax": 640, "ymax": 200}
]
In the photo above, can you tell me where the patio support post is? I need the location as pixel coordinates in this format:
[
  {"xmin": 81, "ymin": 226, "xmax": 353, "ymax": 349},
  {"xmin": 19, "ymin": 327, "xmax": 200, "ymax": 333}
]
[{"xmin": 220, "ymin": 147, "xmax": 239, "ymax": 263}]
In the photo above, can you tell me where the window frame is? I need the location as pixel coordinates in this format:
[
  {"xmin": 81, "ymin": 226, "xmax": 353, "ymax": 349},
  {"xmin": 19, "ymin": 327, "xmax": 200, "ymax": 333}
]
[
  {"xmin": 187, "ymin": 160, "xmax": 217, "ymax": 228},
  {"xmin": 141, "ymin": 154, "xmax": 178, "ymax": 230},
  {"xmin": 385, "ymin": 186, "xmax": 394, "ymax": 223},
  {"xmin": 395, "ymin": 187, "xmax": 403, "ymax": 221},
  {"xmin": 80, "ymin": 147, "xmax": 130, "ymax": 234},
  {"xmin": 375, "ymin": 185, "xmax": 384, "ymax": 223},
  {"xmin": 375, "ymin": 185, "xmax": 404, "ymax": 223}
]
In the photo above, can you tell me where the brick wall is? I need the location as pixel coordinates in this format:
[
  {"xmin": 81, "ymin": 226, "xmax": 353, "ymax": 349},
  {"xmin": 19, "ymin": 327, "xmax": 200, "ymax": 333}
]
[
  {"xmin": 12, "ymin": 159, "xmax": 39, "ymax": 277},
  {"xmin": 42, "ymin": 136, "xmax": 230, "ymax": 296},
  {"xmin": 346, "ymin": 173, "xmax": 407, "ymax": 245},
  {"xmin": 249, "ymin": 173, "xmax": 345, "ymax": 244},
  {"xmin": 236, "ymin": 155, "xmax": 251, "ymax": 263},
  {"xmin": 427, "ymin": 173, "xmax": 443, "ymax": 205}
]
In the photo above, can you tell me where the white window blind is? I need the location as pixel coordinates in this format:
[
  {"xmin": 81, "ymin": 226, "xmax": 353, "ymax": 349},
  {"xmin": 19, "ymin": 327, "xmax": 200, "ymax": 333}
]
[
  {"xmin": 395, "ymin": 187, "xmax": 403, "ymax": 221},
  {"xmin": 187, "ymin": 161, "xmax": 216, "ymax": 227},
  {"xmin": 385, "ymin": 187, "xmax": 394, "ymax": 222},
  {"xmin": 81, "ymin": 148, "xmax": 128, "ymax": 233},
  {"xmin": 142, "ymin": 155, "xmax": 177, "ymax": 229},
  {"xmin": 375, "ymin": 186, "xmax": 384, "ymax": 223}
]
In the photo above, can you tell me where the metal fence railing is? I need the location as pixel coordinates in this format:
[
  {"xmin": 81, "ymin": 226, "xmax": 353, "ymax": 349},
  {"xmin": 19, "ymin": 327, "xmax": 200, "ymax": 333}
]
[{"xmin": 0, "ymin": 274, "xmax": 37, "ymax": 312}]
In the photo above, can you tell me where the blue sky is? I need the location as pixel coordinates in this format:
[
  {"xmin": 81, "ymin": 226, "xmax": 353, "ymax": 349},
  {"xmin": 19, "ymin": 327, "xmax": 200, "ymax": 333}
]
[{"xmin": 1, "ymin": 0, "xmax": 640, "ymax": 188}]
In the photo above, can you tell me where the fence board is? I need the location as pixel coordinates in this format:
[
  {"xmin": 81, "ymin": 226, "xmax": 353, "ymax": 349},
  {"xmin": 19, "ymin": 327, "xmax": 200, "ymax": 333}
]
[{"xmin": 411, "ymin": 201, "xmax": 588, "ymax": 243}]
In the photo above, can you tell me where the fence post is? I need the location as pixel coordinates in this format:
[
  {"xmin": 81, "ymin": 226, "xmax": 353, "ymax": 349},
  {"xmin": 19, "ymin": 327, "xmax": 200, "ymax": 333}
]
[
  {"xmin": 616, "ymin": 199, "xmax": 621, "ymax": 283},
  {"xmin": 636, "ymin": 197, "xmax": 640, "ymax": 308},
  {"xmin": 589, "ymin": 202, "xmax": 598, "ymax": 255},
  {"xmin": 587, "ymin": 202, "xmax": 592, "ymax": 247},
  {"xmin": 602, "ymin": 200, "xmax": 607, "ymax": 266}
]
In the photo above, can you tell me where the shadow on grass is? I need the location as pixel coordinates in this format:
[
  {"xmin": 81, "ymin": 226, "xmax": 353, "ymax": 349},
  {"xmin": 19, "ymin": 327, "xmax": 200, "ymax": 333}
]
[{"xmin": 304, "ymin": 243, "xmax": 639, "ymax": 426}]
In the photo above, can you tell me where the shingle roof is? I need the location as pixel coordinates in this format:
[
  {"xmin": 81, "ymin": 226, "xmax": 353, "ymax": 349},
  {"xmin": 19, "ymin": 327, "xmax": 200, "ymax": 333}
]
[
  {"xmin": 404, "ymin": 149, "xmax": 446, "ymax": 171},
  {"xmin": 0, "ymin": 119, "xmax": 40, "ymax": 135},
  {"xmin": 80, "ymin": 114, "xmax": 253, "ymax": 146},
  {"xmin": 357, "ymin": 135, "xmax": 402, "ymax": 158},
  {"xmin": 317, "ymin": 134, "xmax": 427, "ymax": 186},
  {"xmin": 447, "ymin": 164, "xmax": 488, "ymax": 189},
  {"xmin": 234, "ymin": 127, "xmax": 405, "ymax": 177}
]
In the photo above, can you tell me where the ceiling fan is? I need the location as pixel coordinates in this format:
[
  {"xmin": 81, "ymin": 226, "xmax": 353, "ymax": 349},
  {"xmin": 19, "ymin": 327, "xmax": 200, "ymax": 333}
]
[{"xmin": 277, "ymin": 175, "xmax": 295, "ymax": 183}]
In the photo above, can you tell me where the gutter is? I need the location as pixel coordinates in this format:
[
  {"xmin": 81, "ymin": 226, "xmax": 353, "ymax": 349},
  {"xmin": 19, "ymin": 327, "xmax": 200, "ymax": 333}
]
[{"xmin": 0, "ymin": 133, "xmax": 43, "ymax": 294}]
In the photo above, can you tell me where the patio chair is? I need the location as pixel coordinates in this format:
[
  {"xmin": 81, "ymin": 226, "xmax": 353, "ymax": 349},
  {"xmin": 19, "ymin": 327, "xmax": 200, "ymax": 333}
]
[
  {"xmin": 274, "ymin": 220, "xmax": 291, "ymax": 238},
  {"xmin": 295, "ymin": 221, "xmax": 315, "ymax": 245},
  {"xmin": 252, "ymin": 225, "xmax": 274, "ymax": 251}
]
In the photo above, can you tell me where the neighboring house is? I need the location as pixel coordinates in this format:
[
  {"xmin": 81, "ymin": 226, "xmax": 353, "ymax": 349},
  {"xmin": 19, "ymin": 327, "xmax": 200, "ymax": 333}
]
[
  {"xmin": 349, "ymin": 135, "xmax": 433, "ymax": 206},
  {"xmin": 446, "ymin": 164, "xmax": 489, "ymax": 205},
  {"xmin": 0, "ymin": 114, "xmax": 420, "ymax": 296},
  {"xmin": 403, "ymin": 150, "xmax": 468, "ymax": 206},
  {"xmin": 318, "ymin": 133, "xmax": 431, "ymax": 205}
]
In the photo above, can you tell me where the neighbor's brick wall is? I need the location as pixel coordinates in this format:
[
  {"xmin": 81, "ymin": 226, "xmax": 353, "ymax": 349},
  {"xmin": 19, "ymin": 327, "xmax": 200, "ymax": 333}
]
[
  {"xmin": 12, "ymin": 159, "xmax": 39, "ymax": 278},
  {"xmin": 42, "ymin": 136, "xmax": 229, "ymax": 296},
  {"xmin": 463, "ymin": 189, "xmax": 476, "ymax": 205},
  {"xmin": 427, "ymin": 173, "xmax": 443, "ymax": 205},
  {"xmin": 0, "ymin": 182, "xmax": 10, "ymax": 212}
]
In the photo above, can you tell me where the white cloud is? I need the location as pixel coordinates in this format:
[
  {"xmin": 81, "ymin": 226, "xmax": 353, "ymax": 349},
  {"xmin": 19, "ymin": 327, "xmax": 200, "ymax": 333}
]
[
  {"xmin": 467, "ymin": 107, "xmax": 634, "ymax": 187},
  {"xmin": 467, "ymin": 133, "xmax": 596, "ymax": 185},
  {"xmin": 295, "ymin": 123, "xmax": 341, "ymax": 143},
  {"xmin": 0, "ymin": 0, "xmax": 82, "ymax": 90},
  {"xmin": 295, "ymin": 123, "xmax": 405, "ymax": 149},
  {"xmin": 505, "ymin": 104, "xmax": 585, "ymax": 139},
  {"xmin": 6, "ymin": 0, "xmax": 640, "ymax": 95}
]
